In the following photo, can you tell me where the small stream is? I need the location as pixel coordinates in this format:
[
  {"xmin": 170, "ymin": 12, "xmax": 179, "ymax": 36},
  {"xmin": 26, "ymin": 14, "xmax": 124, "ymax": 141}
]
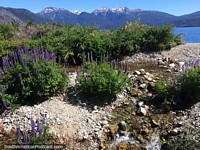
[{"xmin": 69, "ymin": 62, "xmax": 177, "ymax": 149}]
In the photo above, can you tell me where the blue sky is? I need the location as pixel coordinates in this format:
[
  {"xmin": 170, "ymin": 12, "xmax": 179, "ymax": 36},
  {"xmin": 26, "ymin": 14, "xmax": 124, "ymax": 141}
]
[{"xmin": 0, "ymin": 0, "xmax": 199, "ymax": 16}]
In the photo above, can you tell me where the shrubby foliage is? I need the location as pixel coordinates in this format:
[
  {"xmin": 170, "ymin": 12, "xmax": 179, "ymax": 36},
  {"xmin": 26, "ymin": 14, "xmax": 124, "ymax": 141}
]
[
  {"xmin": 78, "ymin": 61, "xmax": 130, "ymax": 97},
  {"xmin": 0, "ymin": 46, "xmax": 69, "ymax": 107},
  {"xmin": 154, "ymin": 80, "xmax": 176, "ymax": 110},
  {"xmin": 155, "ymin": 59, "xmax": 200, "ymax": 110},
  {"xmin": 179, "ymin": 66, "xmax": 200, "ymax": 106},
  {"xmin": 0, "ymin": 22, "xmax": 183, "ymax": 62}
]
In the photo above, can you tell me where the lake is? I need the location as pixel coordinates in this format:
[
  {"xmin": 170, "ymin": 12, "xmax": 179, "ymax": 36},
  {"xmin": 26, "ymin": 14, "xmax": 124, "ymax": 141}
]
[{"xmin": 174, "ymin": 27, "xmax": 200, "ymax": 43}]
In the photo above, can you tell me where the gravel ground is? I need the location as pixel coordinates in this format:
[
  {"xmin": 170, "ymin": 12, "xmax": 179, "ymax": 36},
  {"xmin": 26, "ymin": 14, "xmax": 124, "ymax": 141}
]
[{"xmin": 123, "ymin": 43, "xmax": 200, "ymax": 64}]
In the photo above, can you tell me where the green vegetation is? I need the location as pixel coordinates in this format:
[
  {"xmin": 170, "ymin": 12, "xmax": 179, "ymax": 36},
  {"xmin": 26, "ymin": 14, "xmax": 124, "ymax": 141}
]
[
  {"xmin": 167, "ymin": 128, "xmax": 200, "ymax": 150},
  {"xmin": 179, "ymin": 67, "xmax": 200, "ymax": 106},
  {"xmin": 0, "ymin": 46, "xmax": 68, "ymax": 108},
  {"xmin": 78, "ymin": 61, "xmax": 130, "ymax": 97},
  {"xmin": 155, "ymin": 61, "xmax": 200, "ymax": 110},
  {"xmin": 154, "ymin": 80, "xmax": 176, "ymax": 111},
  {"xmin": 0, "ymin": 21, "xmax": 183, "ymax": 64}
]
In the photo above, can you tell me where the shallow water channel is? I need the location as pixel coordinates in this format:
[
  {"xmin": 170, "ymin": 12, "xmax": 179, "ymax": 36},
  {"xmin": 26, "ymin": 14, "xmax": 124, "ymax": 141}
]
[{"xmin": 69, "ymin": 62, "xmax": 177, "ymax": 149}]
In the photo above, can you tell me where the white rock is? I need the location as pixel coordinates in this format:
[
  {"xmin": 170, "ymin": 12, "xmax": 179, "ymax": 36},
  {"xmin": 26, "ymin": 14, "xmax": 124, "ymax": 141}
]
[
  {"xmin": 135, "ymin": 70, "xmax": 141, "ymax": 75},
  {"xmin": 140, "ymin": 69, "xmax": 145, "ymax": 74},
  {"xmin": 169, "ymin": 63, "xmax": 176, "ymax": 68},
  {"xmin": 139, "ymin": 83, "xmax": 147, "ymax": 89},
  {"xmin": 140, "ymin": 107, "xmax": 147, "ymax": 116}
]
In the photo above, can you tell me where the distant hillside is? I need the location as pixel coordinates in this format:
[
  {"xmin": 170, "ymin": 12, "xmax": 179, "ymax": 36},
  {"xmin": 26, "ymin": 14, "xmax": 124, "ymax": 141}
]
[
  {"xmin": 0, "ymin": 6, "xmax": 48, "ymax": 24},
  {"xmin": 168, "ymin": 11, "xmax": 200, "ymax": 27},
  {"xmin": 0, "ymin": 6, "xmax": 200, "ymax": 29}
]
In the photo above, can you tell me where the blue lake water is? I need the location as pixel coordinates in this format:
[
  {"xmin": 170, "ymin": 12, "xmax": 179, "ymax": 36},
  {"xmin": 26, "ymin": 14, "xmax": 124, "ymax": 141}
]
[{"xmin": 174, "ymin": 27, "xmax": 200, "ymax": 43}]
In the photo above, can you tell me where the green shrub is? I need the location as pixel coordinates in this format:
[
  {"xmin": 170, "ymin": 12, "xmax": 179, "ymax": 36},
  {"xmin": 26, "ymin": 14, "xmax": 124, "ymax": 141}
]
[
  {"xmin": 78, "ymin": 62, "xmax": 130, "ymax": 97},
  {"xmin": 0, "ymin": 46, "xmax": 69, "ymax": 107},
  {"xmin": 154, "ymin": 80, "xmax": 176, "ymax": 110},
  {"xmin": 179, "ymin": 66, "xmax": 200, "ymax": 106}
]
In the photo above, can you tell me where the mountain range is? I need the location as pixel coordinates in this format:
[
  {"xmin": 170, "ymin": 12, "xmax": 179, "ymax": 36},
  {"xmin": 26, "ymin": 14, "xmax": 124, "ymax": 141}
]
[{"xmin": 0, "ymin": 6, "xmax": 200, "ymax": 29}]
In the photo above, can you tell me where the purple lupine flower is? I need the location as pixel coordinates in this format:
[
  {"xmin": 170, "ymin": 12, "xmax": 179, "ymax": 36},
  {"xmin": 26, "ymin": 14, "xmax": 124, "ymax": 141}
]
[
  {"xmin": 2, "ymin": 56, "xmax": 9, "ymax": 71},
  {"xmin": 44, "ymin": 50, "xmax": 50, "ymax": 60},
  {"xmin": 42, "ymin": 117, "xmax": 45, "ymax": 125},
  {"xmin": 9, "ymin": 61, "xmax": 14, "ymax": 67},
  {"xmin": 22, "ymin": 60, "xmax": 27, "ymax": 68},
  {"xmin": 38, "ymin": 128, "xmax": 43, "ymax": 138},
  {"xmin": 0, "ymin": 84, "xmax": 3, "ymax": 93},
  {"xmin": 37, "ymin": 122, "xmax": 40, "ymax": 132},
  {"xmin": 23, "ymin": 133, "xmax": 28, "ymax": 145},
  {"xmin": 16, "ymin": 125, "xmax": 20, "ymax": 142},
  {"xmin": 49, "ymin": 52, "xmax": 55, "ymax": 61},
  {"xmin": 17, "ymin": 45, "xmax": 21, "ymax": 51},
  {"xmin": 2, "ymin": 99, "xmax": 7, "ymax": 108},
  {"xmin": 19, "ymin": 50, "xmax": 24, "ymax": 64},
  {"xmin": 12, "ymin": 52, "xmax": 18, "ymax": 63},
  {"xmin": 23, "ymin": 45, "xmax": 29, "ymax": 54},
  {"xmin": 31, "ymin": 119, "xmax": 35, "ymax": 136}
]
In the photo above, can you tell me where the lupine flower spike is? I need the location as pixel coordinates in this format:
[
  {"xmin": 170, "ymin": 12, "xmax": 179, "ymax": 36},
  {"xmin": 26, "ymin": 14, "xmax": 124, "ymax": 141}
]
[
  {"xmin": 31, "ymin": 119, "xmax": 35, "ymax": 136},
  {"xmin": 16, "ymin": 125, "xmax": 20, "ymax": 142}
]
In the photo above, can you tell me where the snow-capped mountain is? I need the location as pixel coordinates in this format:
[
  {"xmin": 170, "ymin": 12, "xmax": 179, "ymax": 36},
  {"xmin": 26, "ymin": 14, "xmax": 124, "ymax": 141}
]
[
  {"xmin": 40, "ymin": 7, "xmax": 65, "ymax": 14},
  {"xmin": 2, "ymin": 6, "xmax": 197, "ymax": 29},
  {"xmin": 71, "ymin": 10, "xmax": 81, "ymax": 15},
  {"xmin": 40, "ymin": 7, "xmax": 81, "ymax": 15},
  {"xmin": 92, "ymin": 7, "xmax": 145, "ymax": 15}
]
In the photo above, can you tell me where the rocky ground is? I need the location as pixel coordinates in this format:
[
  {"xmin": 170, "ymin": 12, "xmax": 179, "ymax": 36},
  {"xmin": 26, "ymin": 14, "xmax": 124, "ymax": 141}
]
[
  {"xmin": 123, "ymin": 43, "xmax": 200, "ymax": 65},
  {"xmin": 1, "ymin": 43, "xmax": 200, "ymax": 149}
]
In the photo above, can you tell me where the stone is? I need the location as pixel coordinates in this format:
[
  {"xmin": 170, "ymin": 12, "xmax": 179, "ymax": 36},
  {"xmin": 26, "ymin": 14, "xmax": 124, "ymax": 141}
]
[
  {"xmin": 169, "ymin": 63, "xmax": 176, "ymax": 68},
  {"xmin": 139, "ymin": 83, "xmax": 147, "ymax": 89},
  {"xmin": 135, "ymin": 71, "xmax": 141, "ymax": 75},
  {"xmin": 118, "ymin": 121, "xmax": 127, "ymax": 131},
  {"xmin": 170, "ymin": 128, "xmax": 180, "ymax": 135},
  {"xmin": 101, "ymin": 120, "xmax": 108, "ymax": 126},
  {"xmin": 158, "ymin": 59, "xmax": 165, "ymax": 65},
  {"xmin": 178, "ymin": 62, "xmax": 185, "ymax": 67},
  {"xmin": 138, "ymin": 101, "xmax": 144, "ymax": 107},
  {"xmin": 140, "ymin": 69, "xmax": 145, "ymax": 75},
  {"xmin": 140, "ymin": 107, "xmax": 147, "ymax": 116},
  {"xmin": 145, "ymin": 72, "xmax": 150, "ymax": 76}
]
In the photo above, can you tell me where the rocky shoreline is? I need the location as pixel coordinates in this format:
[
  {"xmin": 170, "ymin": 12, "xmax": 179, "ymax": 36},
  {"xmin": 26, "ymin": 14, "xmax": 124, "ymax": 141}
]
[{"xmin": 1, "ymin": 43, "xmax": 200, "ymax": 149}]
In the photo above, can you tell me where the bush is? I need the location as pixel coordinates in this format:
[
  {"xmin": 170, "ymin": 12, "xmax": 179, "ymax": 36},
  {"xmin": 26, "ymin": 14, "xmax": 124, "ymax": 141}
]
[
  {"xmin": 179, "ymin": 66, "xmax": 200, "ymax": 106},
  {"xmin": 154, "ymin": 60, "xmax": 200, "ymax": 110},
  {"xmin": 0, "ymin": 46, "xmax": 69, "ymax": 107},
  {"xmin": 154, "ymin": 80, "xmax": 176, "ymax": 111},
  {"xmin": 78, "ymin": 61, "xmax": 130, "ymax": 97}
]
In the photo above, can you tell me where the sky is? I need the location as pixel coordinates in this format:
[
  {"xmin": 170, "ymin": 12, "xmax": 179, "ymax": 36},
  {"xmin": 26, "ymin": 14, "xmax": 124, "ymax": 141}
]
[{"xmin": 0, "ymin": 0, "xmax": 199, "ymax": 16}]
